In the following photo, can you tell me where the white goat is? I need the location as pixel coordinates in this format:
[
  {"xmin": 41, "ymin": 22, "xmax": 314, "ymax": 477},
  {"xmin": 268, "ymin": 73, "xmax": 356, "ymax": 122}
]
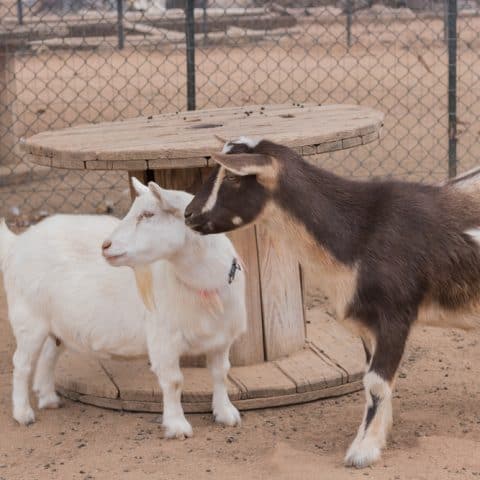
[{"xmin": 0, "ymin": 178, "xmax": 246, "ymax": 438}]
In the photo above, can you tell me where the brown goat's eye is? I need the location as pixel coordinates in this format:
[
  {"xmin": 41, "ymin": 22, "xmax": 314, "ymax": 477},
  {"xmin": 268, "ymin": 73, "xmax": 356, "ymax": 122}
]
[{"xmin": 225, "ymin": 173, "xmax": 238, "ymax": 182}]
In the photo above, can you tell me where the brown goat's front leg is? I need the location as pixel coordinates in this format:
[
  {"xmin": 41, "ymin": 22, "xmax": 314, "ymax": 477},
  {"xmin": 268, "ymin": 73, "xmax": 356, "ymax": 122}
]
[{"xmin": 345, "ymin": 320, "xmax": 410, "ymax": 468}]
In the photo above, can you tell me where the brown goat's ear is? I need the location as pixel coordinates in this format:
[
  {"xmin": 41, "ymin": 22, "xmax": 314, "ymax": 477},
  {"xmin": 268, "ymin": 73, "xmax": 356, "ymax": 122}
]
[{"xmin": 211, "ymin": 152, "xmax": 275, "ymax": 178}]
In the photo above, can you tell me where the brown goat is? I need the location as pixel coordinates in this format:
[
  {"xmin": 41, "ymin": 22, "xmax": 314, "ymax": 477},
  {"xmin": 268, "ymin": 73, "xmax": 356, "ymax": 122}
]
[{"xmin": 184, "ymin": 137, "xmax": 480, "ymax": 468}]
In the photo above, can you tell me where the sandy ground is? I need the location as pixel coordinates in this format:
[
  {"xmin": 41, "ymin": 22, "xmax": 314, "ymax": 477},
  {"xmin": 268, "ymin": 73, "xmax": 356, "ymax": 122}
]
[{"xmin": 1, "ymin": 276, "xmax": 479, "ymax": 480}]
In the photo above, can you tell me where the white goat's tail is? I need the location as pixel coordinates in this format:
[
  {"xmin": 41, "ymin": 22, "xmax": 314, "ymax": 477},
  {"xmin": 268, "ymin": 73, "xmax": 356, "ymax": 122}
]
[{"xmin": 0, "ymin": 218, "xmax": 16, "ymax": 272}]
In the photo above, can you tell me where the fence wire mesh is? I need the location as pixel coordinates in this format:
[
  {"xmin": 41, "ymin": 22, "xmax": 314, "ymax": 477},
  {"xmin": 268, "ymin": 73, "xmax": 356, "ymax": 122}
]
[{"xmin": 1, "ymin": 0, "xmax": 479, "ymax": 226}]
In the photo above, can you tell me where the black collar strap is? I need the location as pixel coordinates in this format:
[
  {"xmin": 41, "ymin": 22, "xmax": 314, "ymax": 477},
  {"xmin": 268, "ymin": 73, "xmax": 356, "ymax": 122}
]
[{"xmin": 228, "ymin": 257, "xmax": 242, "ymax": 284}]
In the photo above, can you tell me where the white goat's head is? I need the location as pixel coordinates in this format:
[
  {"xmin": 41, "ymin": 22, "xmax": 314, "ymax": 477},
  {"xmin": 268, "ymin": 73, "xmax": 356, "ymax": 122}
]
[{"xmin": 103, "ymin": 177, "xmax": 191, "ymax": 268}]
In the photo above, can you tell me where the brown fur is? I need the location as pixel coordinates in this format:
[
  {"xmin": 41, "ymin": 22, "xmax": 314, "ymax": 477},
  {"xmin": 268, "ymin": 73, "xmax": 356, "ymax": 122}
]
[{"xmin": 185, "ymin": 138, "xmax": 480, "ymax": 464}]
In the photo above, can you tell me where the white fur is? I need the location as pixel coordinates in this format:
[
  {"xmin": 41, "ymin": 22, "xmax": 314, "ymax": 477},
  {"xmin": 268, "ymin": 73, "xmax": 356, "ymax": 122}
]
[
  {"xmin": 0, "ymin": 180, "xmax": 246, "ymax": 436},
  {"xmin": 345, "ymin": 371, "xmax": 392, "ymax": 468},
  {"xmin": 221, "ymin": 136, "xmax": 260, "ymax": 154},
  {"xmin": 202, "ymin": 167, "xmax": 225, "ymax": 213}
]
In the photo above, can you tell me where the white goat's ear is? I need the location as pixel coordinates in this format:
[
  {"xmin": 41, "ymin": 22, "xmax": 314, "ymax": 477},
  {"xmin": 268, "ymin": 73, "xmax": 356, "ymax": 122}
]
[
  {"xmin": 211, "ymin": 152, "xmax": 276, "ymax": 178},
  {"xmin": 131, "ymin": 176, "xmax": 149, "ymax": 196},
  {"xmin": 148, "ymin": 182, "xmax": 181, "ymax": 216}
]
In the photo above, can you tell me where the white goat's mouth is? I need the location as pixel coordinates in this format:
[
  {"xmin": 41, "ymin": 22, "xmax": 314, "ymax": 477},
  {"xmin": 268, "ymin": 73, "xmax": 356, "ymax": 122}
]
[{"xmin": 103, "ymin": 252, "xmax": 127, "ymax": 263}]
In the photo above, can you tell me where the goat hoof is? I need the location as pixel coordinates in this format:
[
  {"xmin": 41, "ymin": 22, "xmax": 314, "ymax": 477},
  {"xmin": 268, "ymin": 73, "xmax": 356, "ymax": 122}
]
[
  {"xmin": 344, "ymin": 438, "xmax": 381, "ymax": 468},
  {"xmin": 38, "ymin": 392, "xmax": 63, "ymax": 410},
  {"xmin": 14, "ymin": 406, "xmax": 36, "ymax": 426},
  {"xmin": 163, "ymin": 418, "xmax": 193, "ymax": 440},
  {"xmin": 214, "ymin": 404, "xmax": 241, "ymax": 427}
]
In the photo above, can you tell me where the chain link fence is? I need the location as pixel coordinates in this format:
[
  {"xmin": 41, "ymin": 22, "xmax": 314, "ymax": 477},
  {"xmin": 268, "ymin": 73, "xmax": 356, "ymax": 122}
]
[{"xmin": 1, "ymin": 0, "xmax": 479, "ymax": 226}]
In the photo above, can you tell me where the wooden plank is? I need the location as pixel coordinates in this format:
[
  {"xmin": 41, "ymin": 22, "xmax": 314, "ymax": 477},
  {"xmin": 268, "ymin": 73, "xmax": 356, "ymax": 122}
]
[
  {"xmin": 55, "ymin": 351, "xmax": 118, "ymax": 399},
  {"xmin": 100, "ymin": 359, "xmax": 241, "ymax": 403},
  {"xmin": 229, "ymin": 362, "xmax": 296, "ymax": 398},
  {"xmin": 306, "ymin": 306, "xmax": 364, "ymax": 382},
  {"xmin": 256, "ymin": 226, "xmax": 305, "ymax": 360},
  {"xmin": 21, "ymin": 104, "xmax": 384, "ymax": 169},
  {"xmin": 153, "ymin": 167, "xmax": 207, "ymax": 194},
  {"xmin": 274, "ymin": 347, "xmax": 343, "ymax": 393},
  {"xmin": 59, "ymin": 379, "xmax": 362, "ymax": 414},
  {"xmin": 100, "ymin": 358, "xmax": 160, "ymax": 402},
  {"xmin": 228, "ymin": 226, "xmax": 265, "ymax": 366}
]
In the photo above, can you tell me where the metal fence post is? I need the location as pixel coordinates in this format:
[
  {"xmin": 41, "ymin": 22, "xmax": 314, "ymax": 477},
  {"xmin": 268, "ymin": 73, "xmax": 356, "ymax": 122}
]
[
  {"xmin": 117, "ymin": 0, "xmax": 125, "ymax": 50},
  {"xmin": 447, "ymin": 0, "xmax": 457, "ymax": 178},
  {"xmin": 202, "ymin": 0, "xmax": 208, "ymax": 46},
  {"xmin": 186, "ymin": 0, "xmax": 196, "ymax": 111},
  {"xmin": 346, "ymin": 0, "xmax": 352, "ymax": 49},
  {"xmin": 17, "ymin": 0, "xmax": 23, "ymax": 25}
]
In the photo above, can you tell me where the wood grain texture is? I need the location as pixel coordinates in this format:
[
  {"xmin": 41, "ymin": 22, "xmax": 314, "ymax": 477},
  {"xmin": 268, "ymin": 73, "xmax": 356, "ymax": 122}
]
[
  {"xmin": 54, "ymin": 306, "xmax": 364, "ymax": 412},
  {"xmin": 58, "ymin": 380, "xmax": 363, "ymax": 413},
  {"xmin": 274, "ymin": 347, "xmax": 344, "ymax": 393},
  {"xmin": 227, "ymin": 226, "xmax": 265, "ymax": 366},
  {"xmin": 55, "ymin": 351, "xmax": 118, "ymax": 399},
  {"xmin": 100, "ymin": 359, "xmax": 241, "ymax": 403},
  {"xmin": 229, "ymin": 362, "xmax": 296, "ymax": 399},
  {"xmin": 306, "ymin": 307, "xmax": 364, "ymax": 383},
  {"xmin": 256, "ymin": 225, "xmax": 306, "ymax": 360},
  {"xmin": 21, "ymin": 104, "xmax": 384, "ymax": 170}
]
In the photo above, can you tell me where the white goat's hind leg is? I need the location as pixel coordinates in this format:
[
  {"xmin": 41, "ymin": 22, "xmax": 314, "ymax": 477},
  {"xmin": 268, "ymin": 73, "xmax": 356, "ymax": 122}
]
[
  {"xmin": 12, "ymin": 322, "xmax": 48, "ymax": 425},
  {"xmin": 207, "ymin": 346, "xmax": 240, "ymax": 427},
  {"xmin": 33, "ymin": 336, "xmax": 64, "ymax": 409}
]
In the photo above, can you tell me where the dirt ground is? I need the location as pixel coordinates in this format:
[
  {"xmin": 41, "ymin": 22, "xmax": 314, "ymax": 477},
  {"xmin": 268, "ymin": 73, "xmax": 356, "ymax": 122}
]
[{"xmin": 1, "ymin": 277, "xmax": 479, "ymax": 480}]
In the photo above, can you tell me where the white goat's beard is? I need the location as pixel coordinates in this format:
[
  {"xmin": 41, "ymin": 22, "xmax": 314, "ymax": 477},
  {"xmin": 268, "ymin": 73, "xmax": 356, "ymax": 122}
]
[
  {"xmin": 134, "ymin": 266, "xmax": 156, "ymax": 312},
  {"xmin": 133, "ymin": 265, "xmax": 225, "ymax": 316}
]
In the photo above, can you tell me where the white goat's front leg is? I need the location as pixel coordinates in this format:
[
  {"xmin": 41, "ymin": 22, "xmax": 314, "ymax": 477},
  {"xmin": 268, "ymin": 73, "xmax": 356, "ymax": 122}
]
[
  {"xmin": 11, "ymin": 318, "xmax": 49, "ymax": 425},
  {"xmin": 33, "ymin": 336, "xmax": 64, "ymax": 410},
  {"xmin": 207, "ymin": 346, "xmax": 241, "ymax": 427},
  {"xmin": 147, "ymin": 329, "xmax": 192, "ymax": 440}
]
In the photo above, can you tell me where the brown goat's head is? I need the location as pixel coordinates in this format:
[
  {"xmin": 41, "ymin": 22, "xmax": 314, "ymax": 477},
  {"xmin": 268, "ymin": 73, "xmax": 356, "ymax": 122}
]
[{"xmin": 184, "ymin": 137, "xmax": 278, "ymax": 234}]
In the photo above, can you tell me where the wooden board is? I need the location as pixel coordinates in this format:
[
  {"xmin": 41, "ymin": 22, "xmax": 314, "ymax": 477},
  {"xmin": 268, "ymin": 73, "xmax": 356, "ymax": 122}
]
[
  {"xmin": 274, "ymin": 347, "xmax": 344, "ymax": 393},
  {"xmin": 55, "ymin": 351, "xmax": 118, "ymax": 399},
  {"xmin": 100, "ymin": 358, "xmax": 242, "ymax": 403},
  {"xmin": 306, "ymin": 307, "xmax": 364, "ymax": 383},
  {"xmin": 227, "ymin": 226, "xmax": 265, "ymax": 366},
  {"xmin": 54, "ymin": 305, "xmax": 364, "ymax": 413},
  {"xmin": 256, "ymin": 226, "xmax": 306, "ymax": 360},
  {"xmin": 21, "ymin": 104, "xmax": 384, "ymax": 170}
]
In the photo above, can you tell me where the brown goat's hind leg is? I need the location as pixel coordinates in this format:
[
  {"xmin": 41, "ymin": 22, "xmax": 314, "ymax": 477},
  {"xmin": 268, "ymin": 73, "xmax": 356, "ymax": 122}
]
[{"xmin": 345, "ymin": 323, "xmax": 409, "ymax": 468}]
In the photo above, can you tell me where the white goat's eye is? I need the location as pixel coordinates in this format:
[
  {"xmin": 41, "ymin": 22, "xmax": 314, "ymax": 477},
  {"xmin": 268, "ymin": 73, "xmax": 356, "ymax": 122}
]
[{"xmin": 138, "ymin": 211, "xmax": 155, "ymax": 222}]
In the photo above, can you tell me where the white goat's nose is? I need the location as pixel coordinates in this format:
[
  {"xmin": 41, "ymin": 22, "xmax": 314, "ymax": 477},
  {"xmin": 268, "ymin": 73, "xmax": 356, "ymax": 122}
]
[{"xmin": 102, "ymin": 239, "xmax": 112, "ymax": 251}]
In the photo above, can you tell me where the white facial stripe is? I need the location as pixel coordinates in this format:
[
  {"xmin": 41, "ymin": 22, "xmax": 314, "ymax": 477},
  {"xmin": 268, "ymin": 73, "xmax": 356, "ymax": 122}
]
[
  {"xmin": 202, "ymin": 167, "xmax": 225, "ymax": 213},
  {"xmin": 236, "ymin": 136, "xmax": 260, "ymax": 148},
  {"xmin": 232, "ymin": 216, "xmax": 243, "ymax": 226},
  {"xmin": 222, "ymin": 142, "xmax": 233, "ymax": 153},
  {"xmin": 222, "ymin": 137, "xmax": 261, "ymax": 154}
]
